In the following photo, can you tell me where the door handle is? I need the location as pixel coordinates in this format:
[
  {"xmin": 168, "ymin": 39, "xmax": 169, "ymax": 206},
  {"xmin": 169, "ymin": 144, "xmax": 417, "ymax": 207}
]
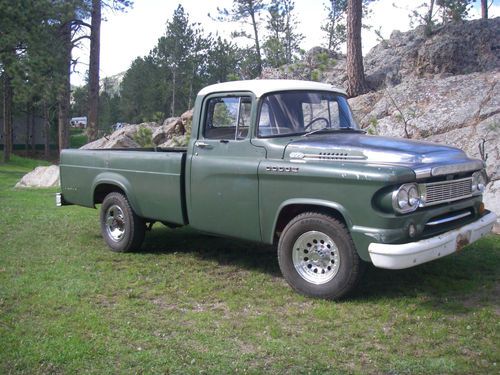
[{"xmin": 196, "ymin": 141, "xmax": 213, "ymax": 149}]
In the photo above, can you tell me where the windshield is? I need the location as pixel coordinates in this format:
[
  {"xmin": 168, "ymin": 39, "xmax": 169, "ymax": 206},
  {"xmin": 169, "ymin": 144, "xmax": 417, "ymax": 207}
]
[{"xmin": 257, "ymin": 91, "xmax": 359, "ymax": 137}]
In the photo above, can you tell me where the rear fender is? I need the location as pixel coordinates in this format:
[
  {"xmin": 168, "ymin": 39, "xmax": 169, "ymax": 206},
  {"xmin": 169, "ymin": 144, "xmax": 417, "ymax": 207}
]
[{"xmin": 91, "ymin": 172, "xmax": 142, "ymax": 216}]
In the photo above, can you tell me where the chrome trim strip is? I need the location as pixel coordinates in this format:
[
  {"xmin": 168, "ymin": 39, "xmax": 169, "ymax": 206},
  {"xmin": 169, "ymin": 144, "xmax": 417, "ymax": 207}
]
[
  {"xmin": 431, "ymin": 160, "xmax": 484, "ymax": 177},
  {"xmin": 414, "ymin": 167, "xmax": 432, "ymax": 179},
  {"xmin": 424, "ymin": 176, "xmax": 472, "ymax": 188},
  {"xmin": 426, "ymin": 211, "xmax": 472, "ymax": 226},
  {"xmin": 301, "ymin": 153, "xmax": 367, "ymax": 161}
]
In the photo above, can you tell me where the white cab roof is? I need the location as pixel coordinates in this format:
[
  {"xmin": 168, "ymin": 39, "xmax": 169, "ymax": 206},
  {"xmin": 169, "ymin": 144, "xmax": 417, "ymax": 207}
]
[{"xmin": 197, "ymin": 79, "xmax": 346, "ymax": 98}]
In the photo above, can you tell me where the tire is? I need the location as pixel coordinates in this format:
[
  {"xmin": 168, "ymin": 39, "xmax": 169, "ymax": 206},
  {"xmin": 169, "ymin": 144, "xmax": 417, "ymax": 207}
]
[
  {"xmin": 100, "ymin": 192, "xmax": 145, "ymax": 252},
  {"xmin": 277, "ymin": 212, "xmax": 363, "ymax": 300}
]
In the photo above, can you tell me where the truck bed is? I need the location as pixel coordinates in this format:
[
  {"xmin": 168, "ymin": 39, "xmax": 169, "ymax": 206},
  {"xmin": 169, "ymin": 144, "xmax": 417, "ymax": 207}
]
[{"xmin": 60, "ymin": 148, "xmax": 187, "ymax": 225}]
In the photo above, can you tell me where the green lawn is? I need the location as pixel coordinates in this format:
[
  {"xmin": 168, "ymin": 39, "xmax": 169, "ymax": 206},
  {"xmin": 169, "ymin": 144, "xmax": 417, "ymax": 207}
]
[{"xmin": 1, "ymin": 156, "xmax": 499, "ymax": 374}]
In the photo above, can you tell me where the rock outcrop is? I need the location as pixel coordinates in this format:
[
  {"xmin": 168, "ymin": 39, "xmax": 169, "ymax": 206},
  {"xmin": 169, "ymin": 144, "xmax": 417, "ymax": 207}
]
[{"xmin": 262, "ymin": 17, "xmax": 500, "ymax": 91}]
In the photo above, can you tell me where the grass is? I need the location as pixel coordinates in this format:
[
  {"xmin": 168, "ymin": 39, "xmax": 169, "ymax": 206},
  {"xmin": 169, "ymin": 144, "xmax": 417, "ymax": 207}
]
[
  {"xmin": 69, "ymin": 129, "xmax": 88, "ymax": 149},
  {"xmin": 1, "ymin": 156, "xmax": 499, "ymax": 374}
]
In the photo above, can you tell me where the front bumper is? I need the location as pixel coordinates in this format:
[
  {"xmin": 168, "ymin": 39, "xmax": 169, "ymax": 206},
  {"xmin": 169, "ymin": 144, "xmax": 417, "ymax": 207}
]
[{"xmin": 368, "ymin": 212, "xmax": 496, "ymax": 269}]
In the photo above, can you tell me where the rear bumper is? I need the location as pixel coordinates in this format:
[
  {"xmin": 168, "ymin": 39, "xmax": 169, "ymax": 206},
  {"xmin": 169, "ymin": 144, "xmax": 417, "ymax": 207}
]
[
  {"xmin": 368, "ymin": 211, "xmax": 496, "ymax": 269},
  {"xmin": 55, "ymin": 193, "xmax": 72, "ymax": 207}
]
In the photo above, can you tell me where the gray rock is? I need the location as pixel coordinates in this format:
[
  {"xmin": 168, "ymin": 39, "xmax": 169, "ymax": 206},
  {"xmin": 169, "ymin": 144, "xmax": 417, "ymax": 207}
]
[
  {"xmin": 152, "ymin": 119, "xmax": 182, "ymax": 145},
  {"xmin": 81, "ymin": 123, "xmax": 156, "ymax": 149},
  {"xmin": 416, "ymin": 19, "xmax": 500, "ymax": 76},
  {"xmin": 15, "ymin": 165, "xmax": 60, "ymax": 188},
  {"xmin": 162, "ymin": 117, "xmax": 179, "ymax": 126},
  {"xmin": 79, "ymin": 109, "xmax": 194, "ymax": 150},
  {"xmin": 483, "ymin": 179, "xmax": 500, "ymax": 232}
]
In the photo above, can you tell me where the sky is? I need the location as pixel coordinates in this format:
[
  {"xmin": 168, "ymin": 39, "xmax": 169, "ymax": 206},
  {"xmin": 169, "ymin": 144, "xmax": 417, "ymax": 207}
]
[{"xmin": 71, "ymin": 0, "xmax": 499, "ymax": 86}]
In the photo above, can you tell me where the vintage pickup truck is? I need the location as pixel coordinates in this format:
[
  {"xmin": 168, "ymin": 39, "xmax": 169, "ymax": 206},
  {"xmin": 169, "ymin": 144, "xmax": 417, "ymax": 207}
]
[{"xmin": 58, "ymin": 80, "xmax": 496, "ymax": 299}]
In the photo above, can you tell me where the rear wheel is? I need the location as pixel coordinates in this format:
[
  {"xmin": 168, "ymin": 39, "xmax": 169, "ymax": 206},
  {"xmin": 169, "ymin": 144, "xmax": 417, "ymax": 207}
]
[
  {"xmin": 278, "ymin": 212, "xmax": 363, "ymax": 299},
  {"xmin": 100, "ymin": 192, "xmax": 145, "ymax": 252}
]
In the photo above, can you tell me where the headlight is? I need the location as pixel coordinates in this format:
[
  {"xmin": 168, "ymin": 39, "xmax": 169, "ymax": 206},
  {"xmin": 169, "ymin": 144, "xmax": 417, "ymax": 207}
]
[
  {"xmin": 408, "ymin": 185, "xmax": 420, "ymax": 206},
  {"xmin": 472, "ymin": 171, "xmax": 487, "ymax": 194},
  {"xmin": 393, "ymin": 183, "xmax": 420, "ymax": 214}
]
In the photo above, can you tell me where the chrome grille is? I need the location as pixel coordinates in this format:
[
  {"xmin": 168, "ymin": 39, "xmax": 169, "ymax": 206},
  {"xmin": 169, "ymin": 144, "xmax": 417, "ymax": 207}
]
[{"xmin": 421, "ymin": 177, "xmax": 472, "ymax": 206}]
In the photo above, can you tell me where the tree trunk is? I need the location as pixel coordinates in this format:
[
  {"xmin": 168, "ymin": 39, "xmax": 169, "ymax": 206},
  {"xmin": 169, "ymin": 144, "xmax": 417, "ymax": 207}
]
[
  {"xmin": 43, "ymin": 101, "xmax": 50, "ymax": 160},
  {"xmin": 249, "ymin": 10, "xmax": 262, "ymax": 76},
  {"xmin": 58, "ymin": 21, "xmax": 72, "ymax": 154},
  {"xmin": 481, "ymin": 0, "xmax": 488, "ymax": 19},
  {"xmin": 425, "ymin": 0, "xmax": 435, "ymax": 32},
  {"xmin": 30, "ymin": 107, "xmax": 35, "ymax": 155},
  {"xmin": 3, "ymin": 73, "xmax": 13, "ymax": 162},
  {"xmin": 346, "ymin": 0, "xmax": 368, "ymax": 97},
  {"xmin": 171, "ymin": 68, "xmax": 176, "ymax": 117},
  {"xmin": 87, "ymin": 0, "xmax": 101, "ymax": 142},
  {"xmin": 188, "ymin": 67, "xmax": 194, "ymax": 110},
  {"xmin": 25, "ymin": 105, "xmax": 30, "ymax": 157}
]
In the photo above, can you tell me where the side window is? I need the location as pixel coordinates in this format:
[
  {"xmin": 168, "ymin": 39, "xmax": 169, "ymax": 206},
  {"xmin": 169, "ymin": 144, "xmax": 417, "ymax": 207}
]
[{"xmin": 204, "ymin": 96, "xmax": 252, "ymax": 140}]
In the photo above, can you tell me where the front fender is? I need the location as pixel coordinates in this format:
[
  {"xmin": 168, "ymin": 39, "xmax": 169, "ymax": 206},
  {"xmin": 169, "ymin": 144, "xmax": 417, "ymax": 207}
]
[{"xmin": 269, "ymin": 198, "xmax": 354, "ymax": 243}]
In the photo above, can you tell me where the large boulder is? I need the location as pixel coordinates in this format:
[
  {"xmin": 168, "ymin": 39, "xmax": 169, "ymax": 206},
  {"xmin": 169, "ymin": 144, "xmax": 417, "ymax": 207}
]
[
  {"xmin": 152, "ymin": 117, "xmax": 183, "ymax": 145},
  {"xmin": 80, "ymin": 123, "xmax": 157, "ymax": 149},
  {"xmin": 363, "ymin": 17, "xmax": 499, "ymax": 90},
  {"xmin": 156, "ymin": 109, "xmax": 194, "ymax": 148},
  {"xmin": 80, "ymin": 109, "xmax": 194, "ymax": 150},
  {"xmin": 15, "ymin": 165, "xmax": 60, "ymax": 188}
]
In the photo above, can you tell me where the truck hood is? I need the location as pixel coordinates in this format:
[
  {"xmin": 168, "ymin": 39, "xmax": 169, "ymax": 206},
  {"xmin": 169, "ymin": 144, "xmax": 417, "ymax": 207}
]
[{"xmin": 284, "ymin": 133, "xmax": 484, "ymax": 178}]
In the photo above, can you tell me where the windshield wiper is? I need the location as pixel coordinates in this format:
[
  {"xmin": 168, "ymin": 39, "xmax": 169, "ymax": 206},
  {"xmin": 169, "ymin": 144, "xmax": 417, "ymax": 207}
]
[{"xmin": 301, "ymin": 127, "xmax": 357, "ymax": 137}]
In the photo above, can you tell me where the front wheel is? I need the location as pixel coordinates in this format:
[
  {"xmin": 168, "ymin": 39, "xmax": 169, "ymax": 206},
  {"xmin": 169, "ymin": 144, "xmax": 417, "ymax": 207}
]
[
  {"xmin": 100, "ymin": 192, "xmax": 145, "ymax": 252},
  {"xmin": 278, "ymin": 212, "xmax": 363, "ymax": 300}
]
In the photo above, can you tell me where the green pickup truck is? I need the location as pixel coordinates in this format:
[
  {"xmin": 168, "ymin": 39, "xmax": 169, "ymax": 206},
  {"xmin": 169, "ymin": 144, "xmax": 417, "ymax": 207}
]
[{"xmin": 58, "ymin": 80, "xmax": 496, "ymax": 299}]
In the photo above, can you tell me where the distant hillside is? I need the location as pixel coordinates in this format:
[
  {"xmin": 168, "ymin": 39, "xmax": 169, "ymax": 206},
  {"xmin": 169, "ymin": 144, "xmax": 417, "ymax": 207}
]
[{"xmin": 100, "ymin": 71, "xmax": 125, "ymax": 96}]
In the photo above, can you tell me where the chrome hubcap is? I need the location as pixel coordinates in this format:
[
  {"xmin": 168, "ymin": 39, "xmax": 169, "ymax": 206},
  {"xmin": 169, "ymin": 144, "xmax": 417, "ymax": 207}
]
[
  {"xmin": 292, "ymin": 231, "xmax": 340, "ymax": 285},
  {"xmin": 105, "ymin": 205, "xmax": 125, "ymax": 242}
]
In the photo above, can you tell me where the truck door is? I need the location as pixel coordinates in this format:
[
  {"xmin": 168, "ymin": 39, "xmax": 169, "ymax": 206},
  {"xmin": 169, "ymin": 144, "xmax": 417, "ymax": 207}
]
[{"xmin": 189, "ymin": 94, "xmax": 265, "ymax": 241}]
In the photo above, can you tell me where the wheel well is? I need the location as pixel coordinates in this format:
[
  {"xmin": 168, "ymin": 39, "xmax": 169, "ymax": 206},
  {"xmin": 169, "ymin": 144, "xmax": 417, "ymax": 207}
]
[
  {"xmin": 274, "ymin": 204, "xmax": 348, "ymax": 241},
  {"xmin": 93, "ymin": 184, "xmax": 125, "ymax": 205}
]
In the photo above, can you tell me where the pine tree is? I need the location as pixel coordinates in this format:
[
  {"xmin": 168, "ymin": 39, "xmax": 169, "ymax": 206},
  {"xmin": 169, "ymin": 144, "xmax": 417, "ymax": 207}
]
[
  {"xmin": 263, "ymin": 0, "xmax": 303, "ymax": 67},
  {"xmin": 214, "ymin": 0, "xmax": 266, "ymax": 77},
  {"xmin": 206, "ymin": 37, "xmax": 241, "ymax": 82},
  {"xmin": 321, "ymin": 0, "xmax": 348, "ymax": 53},
  {"xmin": 155, "ymin": 5, "xmax": 196, "ymax": 116},
  {"xmin": 411, "ymin": 0, "xmax": 475, "ymax": 30}
]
